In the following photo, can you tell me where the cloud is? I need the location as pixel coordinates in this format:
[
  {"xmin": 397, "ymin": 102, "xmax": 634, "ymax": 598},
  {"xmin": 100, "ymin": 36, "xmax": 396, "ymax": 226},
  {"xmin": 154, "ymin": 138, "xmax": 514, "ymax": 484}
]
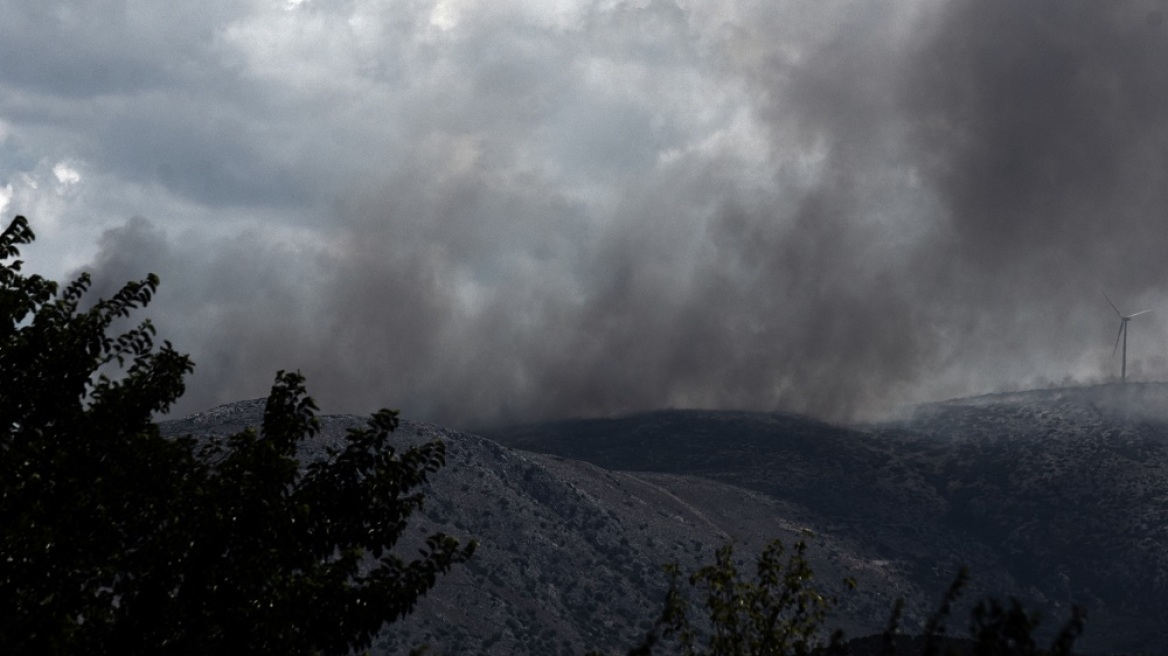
[{"xmin": 8, "ymin": 0, "xmax": 1168, "ymax": 427}]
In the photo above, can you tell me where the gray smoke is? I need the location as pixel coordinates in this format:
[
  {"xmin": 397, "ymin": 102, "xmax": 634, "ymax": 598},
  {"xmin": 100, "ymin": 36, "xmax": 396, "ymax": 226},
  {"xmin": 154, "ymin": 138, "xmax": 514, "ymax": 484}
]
[{"xmin": 75, "ymin": 0, "xmax": 1168, "ymax": 428}]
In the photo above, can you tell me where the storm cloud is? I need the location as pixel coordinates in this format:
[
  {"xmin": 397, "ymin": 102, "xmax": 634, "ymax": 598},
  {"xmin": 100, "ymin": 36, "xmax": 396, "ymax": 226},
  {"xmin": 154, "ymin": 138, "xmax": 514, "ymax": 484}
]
[{"xmin": 4, "ymin": 0, "xmax": 1168, "ymax": 427}]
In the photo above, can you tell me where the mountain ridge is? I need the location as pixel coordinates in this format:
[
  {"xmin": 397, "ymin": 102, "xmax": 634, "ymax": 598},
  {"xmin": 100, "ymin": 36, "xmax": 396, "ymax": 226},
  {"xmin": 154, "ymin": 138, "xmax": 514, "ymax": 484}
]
[{"xmin": 159, "ymin": 384, "xmax": 1168, "ymax": 654}]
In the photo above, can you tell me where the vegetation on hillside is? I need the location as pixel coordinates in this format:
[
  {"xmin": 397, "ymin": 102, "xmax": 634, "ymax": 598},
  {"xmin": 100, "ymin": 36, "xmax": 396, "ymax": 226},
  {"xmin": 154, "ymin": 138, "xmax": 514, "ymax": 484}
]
[{"xmin": 626, "ymin": 537, "xmax": 1086, "ymax": 656}]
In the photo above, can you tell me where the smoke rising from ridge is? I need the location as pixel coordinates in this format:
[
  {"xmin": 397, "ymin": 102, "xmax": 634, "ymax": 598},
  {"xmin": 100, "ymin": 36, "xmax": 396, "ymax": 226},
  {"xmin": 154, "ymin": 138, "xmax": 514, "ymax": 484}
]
[{"xmin": 67, "ymin": 0, "xmax": 1168, "ymax": 427}]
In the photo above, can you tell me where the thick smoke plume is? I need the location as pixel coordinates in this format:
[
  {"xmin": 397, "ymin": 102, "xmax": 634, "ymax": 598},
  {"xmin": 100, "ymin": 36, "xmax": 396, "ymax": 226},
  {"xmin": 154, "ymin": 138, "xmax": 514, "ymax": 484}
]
[{"xmin": 76, "ymin": 0, "xmax": 1168, "ymax": 428}]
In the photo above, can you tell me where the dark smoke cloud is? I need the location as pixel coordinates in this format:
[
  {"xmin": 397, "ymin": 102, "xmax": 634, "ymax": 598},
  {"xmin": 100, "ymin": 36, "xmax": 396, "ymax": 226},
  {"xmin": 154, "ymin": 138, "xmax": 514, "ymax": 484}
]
[
  {"xmin": 899, "ymin": 0, "xmax": 1168, "ymax": 384},
  {"xmin": 74, "ymin": 0, "xmax": 1168, "ymax": 428}
]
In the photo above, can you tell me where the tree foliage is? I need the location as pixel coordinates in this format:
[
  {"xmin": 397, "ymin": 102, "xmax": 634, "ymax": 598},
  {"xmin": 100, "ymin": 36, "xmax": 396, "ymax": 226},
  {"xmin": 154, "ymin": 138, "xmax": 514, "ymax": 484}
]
[
  {"xmin": 627, "ymin": 537, "xmax": 1086, "ymax": 656},
  {"xmin": 626, "ymin": 535, "xmax": 851, "ymax": 656},
  {"xmin": 0, "ymin": 215, "xmax": 474, "ymax": 655},
  {"xmin": 878, "ymin": 566, "xmax": 1086, "ymax": 656}
]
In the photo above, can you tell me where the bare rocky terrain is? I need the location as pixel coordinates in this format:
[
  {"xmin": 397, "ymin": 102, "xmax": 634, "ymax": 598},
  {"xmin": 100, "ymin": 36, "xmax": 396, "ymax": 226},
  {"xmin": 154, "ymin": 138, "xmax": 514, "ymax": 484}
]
[{"xmin": 160, "ymin": 383, "xmax": 1168, "ymax": 655}]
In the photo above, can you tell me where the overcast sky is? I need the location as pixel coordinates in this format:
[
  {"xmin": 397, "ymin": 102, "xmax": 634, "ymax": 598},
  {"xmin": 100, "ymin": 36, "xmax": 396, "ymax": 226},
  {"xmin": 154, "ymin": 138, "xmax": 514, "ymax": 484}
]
[{"xmin": 3, "ymin": 0, "xmax": 1167, "ymax": 428}]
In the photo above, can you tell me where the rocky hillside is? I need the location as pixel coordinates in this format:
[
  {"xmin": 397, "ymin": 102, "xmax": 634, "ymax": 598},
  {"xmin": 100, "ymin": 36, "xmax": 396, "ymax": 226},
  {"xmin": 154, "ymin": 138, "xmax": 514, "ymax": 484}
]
[
  {"xmin": 162, "ymin": 383, "xmax": 1168, "ymax": 655},
  {"xmin": 489, "ymin": 383, "xmax": 1168, "ymax": 655},
  {"xmin": 874, "ymin": 384, "xmax": 1168, "ymax": 654},
  {"xmin": 161, "ymin": 402, "xmax": 912, "ymax": 654}
]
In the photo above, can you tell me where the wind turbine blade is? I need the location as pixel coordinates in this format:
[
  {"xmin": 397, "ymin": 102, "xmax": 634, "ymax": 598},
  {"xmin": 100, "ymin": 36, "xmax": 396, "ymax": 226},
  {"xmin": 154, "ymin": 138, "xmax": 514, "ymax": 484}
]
[
  {"xmin": 1103, "ymin": 292, "xmax": 1123, "ymax": 317},
  {"xmin": 1129, "ymin": 309, "xmax": 1154, "ymax": 318},
  {"xmin": 1113, "ymin": 321, "xmax": 1125, "ymax": 356}
]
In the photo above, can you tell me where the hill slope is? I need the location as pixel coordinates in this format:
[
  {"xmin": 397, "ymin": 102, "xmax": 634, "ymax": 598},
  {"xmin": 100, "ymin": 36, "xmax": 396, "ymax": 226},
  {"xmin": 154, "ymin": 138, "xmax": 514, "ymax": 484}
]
[
  {"xmin": 487, "ymin": 384, "xmax": 1168, "ymax": 654},
  {"xmin": 161, "ymin": 402, "xmax": 909, "ymax": 654},
  {"xmin": 161, "ymin": 383, "xmax": 1168, "ymax": 654}
]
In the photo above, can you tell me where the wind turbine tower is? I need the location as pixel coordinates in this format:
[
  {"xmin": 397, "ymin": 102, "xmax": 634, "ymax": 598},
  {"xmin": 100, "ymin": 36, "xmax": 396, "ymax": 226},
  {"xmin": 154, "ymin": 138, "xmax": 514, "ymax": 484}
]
[{"xmin": 1105, "ymin": 293, "xmax": 1152, "ymax": 383}]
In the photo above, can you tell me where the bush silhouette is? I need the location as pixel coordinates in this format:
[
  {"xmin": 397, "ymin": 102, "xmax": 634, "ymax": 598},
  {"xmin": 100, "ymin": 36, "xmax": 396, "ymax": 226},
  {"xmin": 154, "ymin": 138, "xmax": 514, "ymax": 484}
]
[{"xmin": 623, "ymin": 536, "xmax": 1085, "ymax": 656}]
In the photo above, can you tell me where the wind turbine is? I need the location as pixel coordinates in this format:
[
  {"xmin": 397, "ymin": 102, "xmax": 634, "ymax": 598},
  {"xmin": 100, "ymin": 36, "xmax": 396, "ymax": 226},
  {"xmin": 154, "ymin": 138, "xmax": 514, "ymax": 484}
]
[{"xmin": 1104, "ymin": 293, "xmax": 1152, "ymax": 383}]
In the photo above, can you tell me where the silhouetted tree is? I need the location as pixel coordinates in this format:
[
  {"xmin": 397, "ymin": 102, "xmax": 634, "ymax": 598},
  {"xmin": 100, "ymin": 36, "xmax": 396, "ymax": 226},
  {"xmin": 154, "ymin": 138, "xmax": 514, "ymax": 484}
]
[
  {"xmin": 620, "ymin": 535, "xmax": 852, "ymax": 656},
  {"xmin": 0, "ymin": 215, "xmax": 474, "ymax": 655}
]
